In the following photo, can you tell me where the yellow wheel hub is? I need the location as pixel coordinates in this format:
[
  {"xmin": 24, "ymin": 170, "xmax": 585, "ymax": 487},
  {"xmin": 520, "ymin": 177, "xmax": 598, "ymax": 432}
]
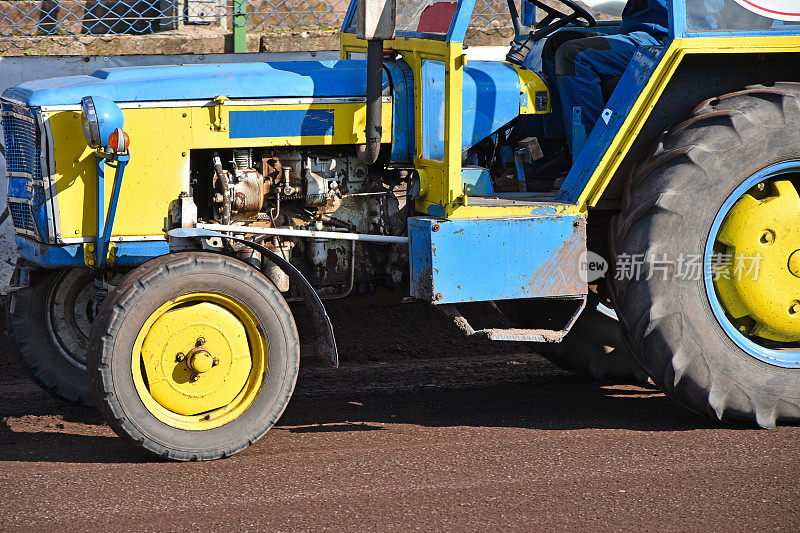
[
  {"xmin": 132, "ymin": 293, "xmax": 267, "ymax": 430},
  {"xmin": 714, "ymin": 179, "xmax": 800, "ymax": 342}
]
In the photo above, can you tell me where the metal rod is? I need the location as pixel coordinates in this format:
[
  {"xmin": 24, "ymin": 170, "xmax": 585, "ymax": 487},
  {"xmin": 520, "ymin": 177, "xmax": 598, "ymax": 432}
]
[
  {"xmin": 195, "ymin": 223, "xmax": 408, "ymax": 244},
  {"xmin": 95, "ymin": 155, "xmax": 104, "ymax": 268}
]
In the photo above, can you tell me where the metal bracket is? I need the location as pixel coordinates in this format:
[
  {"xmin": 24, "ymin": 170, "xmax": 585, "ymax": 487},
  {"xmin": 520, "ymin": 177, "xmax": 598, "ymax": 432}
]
[
  {"xmin": 571, "ymin": 106, "xmax": 588, "ymax": 162},
  {"xmin": 168, "ymin": 227, "xmax": 339, "ymax": 367},
  {"xmin": 211, "ymin": 95, "xmax": 229, "ymax": 131},
  {"xmin": 94, "ymin": 151, "xmax": 129, "ymax": 268},
  {"xmin": 439, "ymin": 295, "xmax": 587, "ymax": 343}
]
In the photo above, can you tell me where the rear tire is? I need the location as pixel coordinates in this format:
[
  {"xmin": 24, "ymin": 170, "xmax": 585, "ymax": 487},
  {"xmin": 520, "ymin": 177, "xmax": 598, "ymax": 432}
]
[
  {"xmin": 88, "ymin": 252, "xmax": 300, "ymax": 460},
  {"xmin": 535, "ymin": 295, "xmax": 648, "ymax": 382},
  {"xmin": 7, "ymin": 267, "xmax": 95, "ymax": 405},
  {"xmin": 610, "ymin": 83, "xmax": 800, "ymax": 427}
]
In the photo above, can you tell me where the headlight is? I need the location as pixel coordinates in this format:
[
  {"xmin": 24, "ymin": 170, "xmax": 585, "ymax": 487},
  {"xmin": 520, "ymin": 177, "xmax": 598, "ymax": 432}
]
[{"xmin": 80, "ymin": 96, "xmax": 124, "ymax": 150}]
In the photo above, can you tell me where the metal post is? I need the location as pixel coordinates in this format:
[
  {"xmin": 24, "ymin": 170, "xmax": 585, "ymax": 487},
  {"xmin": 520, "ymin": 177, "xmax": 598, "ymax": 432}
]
[
  {"xmin": 95, "ymin": 153, "xmax": 130, "ymax": 268},
  {"xmin": 95, "ymin": 155, "xmax": 105, "ymax": 268},
  {"xmin": 232, "ymin": 0, "xmax": 246, "ymax": 53}
]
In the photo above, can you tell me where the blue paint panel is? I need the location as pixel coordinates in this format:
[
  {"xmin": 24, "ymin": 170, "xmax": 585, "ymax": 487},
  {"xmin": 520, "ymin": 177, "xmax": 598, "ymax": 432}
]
[
  {"xmin": 421, "ymin": 60, "xmax": 533, "ymax": 159},
  {"xmin": 461, "ymin": 166, "xmax": 493, "ymax": 196},
  {"xmin": 558, "ymin": 46, "xmax": 665, "ymax": 204},
  {"xmin": 7, "ymin": 177, "xmax": 29, "ymax": 199},
  {"xmin": 114, "ymin": 240, "xmax": 171, "ymax": 266},
  {"xmin": 16, "ymin": 236, "xmax": 82, "ymax": 267},
  {"xmin": 229, "ymin": 109, "xmax": 334, "ymax": 139},
  {"xmin": 387, "ymin": 60, "xmax": 415, "ymax": 163},
  {"xmin": 446, "ymin": 0, "xmax": 476, "ymax": 43},
  {"xmin": 408, "ymin": 215, "xmax": 586, "ymax": 304},
  {"xmin": 16, "ymin": 235, "xmax": 168, "ymax": 268},
  {"xmin": 2, "ymin": 60, "xmax": 393, "ymax": 107}
]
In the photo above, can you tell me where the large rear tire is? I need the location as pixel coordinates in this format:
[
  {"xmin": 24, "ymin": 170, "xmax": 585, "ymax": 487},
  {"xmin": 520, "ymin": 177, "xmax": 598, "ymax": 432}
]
[
  {"xmin": 535, "ymin": 295, "xmax": 648, "ymax": 382},
  {"xmin": 7, "ymin": 267, "xmax": 96, "ymax": 405},
  {"xmin": 88, "ymin": 252, "xmax": 300, "ymax": 460},
  {"xmin": 610, "ymin": 83, "xmax": 800, "ymax": 427}
]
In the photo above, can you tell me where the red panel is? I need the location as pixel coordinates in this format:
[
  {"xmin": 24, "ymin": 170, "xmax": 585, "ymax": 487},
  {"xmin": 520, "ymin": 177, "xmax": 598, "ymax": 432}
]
[{"xmin": 416, "ymin": 2, "xmax": 458, "ymax": 33}]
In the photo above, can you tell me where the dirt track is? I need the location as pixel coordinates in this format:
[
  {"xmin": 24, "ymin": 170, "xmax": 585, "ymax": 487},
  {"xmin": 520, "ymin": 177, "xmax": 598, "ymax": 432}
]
[{"xmin": 1, "ymin": 301, "xmax": 798, "ymax": 531}]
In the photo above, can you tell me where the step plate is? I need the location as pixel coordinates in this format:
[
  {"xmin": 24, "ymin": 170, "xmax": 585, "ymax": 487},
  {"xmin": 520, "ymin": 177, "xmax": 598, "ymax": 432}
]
[{"xmin": 409, "ymin": 214, "xmax": 587, "ymax": 304}]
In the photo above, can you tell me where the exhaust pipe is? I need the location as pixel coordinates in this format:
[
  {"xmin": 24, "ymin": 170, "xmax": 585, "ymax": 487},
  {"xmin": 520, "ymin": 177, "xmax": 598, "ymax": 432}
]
[{"xmin": 357, "ymin": 39, "xmax": 384, "ymax": 165}]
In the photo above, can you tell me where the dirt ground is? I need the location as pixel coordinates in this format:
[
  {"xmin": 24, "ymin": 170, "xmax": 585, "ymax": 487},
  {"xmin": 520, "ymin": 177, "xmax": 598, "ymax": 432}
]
[{"xmin": 1, "ymin": 300, "xmax": 798, "ymax": 531}]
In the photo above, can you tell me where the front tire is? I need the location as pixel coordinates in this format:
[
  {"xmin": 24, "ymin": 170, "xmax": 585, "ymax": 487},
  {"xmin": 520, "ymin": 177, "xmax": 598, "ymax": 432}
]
[
  {"xmin": 610, "ymin": 83, "xmax": 800, "ymax": 427},
  {"xmin": 88, "ymin": 252, "xmax": 300, "ymax": 460}
]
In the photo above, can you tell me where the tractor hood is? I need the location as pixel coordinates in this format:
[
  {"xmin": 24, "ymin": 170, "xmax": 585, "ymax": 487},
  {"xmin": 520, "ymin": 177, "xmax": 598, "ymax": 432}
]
[{"xmin": 1, "ymin": 60, "xmax": 390, "ymax": 107}]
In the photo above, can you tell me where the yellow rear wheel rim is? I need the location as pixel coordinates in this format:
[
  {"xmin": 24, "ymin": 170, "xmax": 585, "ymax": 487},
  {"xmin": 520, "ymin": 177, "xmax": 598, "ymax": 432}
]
[
  {"xmin": 132, "ymin": 292, "xmax": 267, "ymax": 431},
  {"xmin": 713, "ymin": 179, "xmax": 800, "ymax": 342}
]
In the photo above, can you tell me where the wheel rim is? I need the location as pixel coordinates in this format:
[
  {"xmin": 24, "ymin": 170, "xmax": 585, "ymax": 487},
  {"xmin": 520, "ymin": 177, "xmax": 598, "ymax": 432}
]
[
  {"xmin": 704, "ymin": 161, "xmax": 800, "ymax": 368},
  {"xmin": 132, "ymin": 292, "xmax": 268, "ymax": 430},
  {"xmin": 46, "ymin": 269, "xmax": 96, "ymax": 370}
]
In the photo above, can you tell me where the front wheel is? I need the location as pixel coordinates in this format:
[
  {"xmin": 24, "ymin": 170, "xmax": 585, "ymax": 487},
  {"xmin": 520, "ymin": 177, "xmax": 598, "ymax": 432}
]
[
  {"xmin": 87, "ymin": 252, "xmax": 300, "ymax": 460},
  {"xmin": 610, "ymin": 83, "xmax": 800, "ymax": 427}
]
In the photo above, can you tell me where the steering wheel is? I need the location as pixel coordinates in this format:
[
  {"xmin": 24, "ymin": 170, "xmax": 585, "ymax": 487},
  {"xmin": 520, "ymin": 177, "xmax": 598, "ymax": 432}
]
[
  {"xmin": 506, "ymin": 0, "xmax": 597, "ymax": 64},
  {"xmin": 531, "ymin": 0, "xmax": 596, "ymax": 34}
]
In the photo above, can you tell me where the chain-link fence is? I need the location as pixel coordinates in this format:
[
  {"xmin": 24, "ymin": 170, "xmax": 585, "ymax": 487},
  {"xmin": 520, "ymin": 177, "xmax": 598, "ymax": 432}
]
[{"xmin": 0, "ymin": 0, "xmax": 514, "ymax": 50}]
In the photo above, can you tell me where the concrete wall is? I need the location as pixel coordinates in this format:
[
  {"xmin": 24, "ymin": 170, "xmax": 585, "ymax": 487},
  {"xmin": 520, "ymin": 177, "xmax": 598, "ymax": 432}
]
[{"xmin": 0, "ymin": 47, "xmax": 506, "ymax": 284}]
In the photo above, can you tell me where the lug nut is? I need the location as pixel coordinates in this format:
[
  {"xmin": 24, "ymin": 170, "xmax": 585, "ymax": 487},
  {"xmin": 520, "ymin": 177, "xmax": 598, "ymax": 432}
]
[
  {"xmin": 790, "ymin": 301, "xmax": 800, "ymax": 315},
  {"xmin": 176, "ymin": 352, "xmax": 185, "ymax": 362},
  {"xmin": 760, "ymin": 230, "xmax": 776, "ymax": 245},
  {"xmin": 212, "ymin": 357, "xmax": 220, "ymax": 367},
  {"xmin": 196, "ymin": 337, "xmax": 205, "ymax": 346}
]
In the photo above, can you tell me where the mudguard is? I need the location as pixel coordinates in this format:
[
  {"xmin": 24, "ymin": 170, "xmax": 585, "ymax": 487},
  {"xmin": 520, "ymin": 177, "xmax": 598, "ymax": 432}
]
[{"xmin": 168, "ymin": 227, "xmax": 339, "ymax": 367}]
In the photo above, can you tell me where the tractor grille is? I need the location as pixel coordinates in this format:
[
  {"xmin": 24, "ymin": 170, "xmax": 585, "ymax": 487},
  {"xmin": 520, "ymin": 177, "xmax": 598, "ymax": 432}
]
[
  {"xmin": 8, "ymin": 201, "xmax": 35, "ymax": 232},
  {"xmin": 2, "ymin": 102, "xmax": 49, "ymax": 239},
  {"xmin": 2, "ymin": 108, "xmax": 43, "ymax": 180}
]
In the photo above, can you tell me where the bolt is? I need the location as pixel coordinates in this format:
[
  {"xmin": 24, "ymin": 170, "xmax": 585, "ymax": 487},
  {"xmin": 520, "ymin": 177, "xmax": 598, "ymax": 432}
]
[
  {"xmin": 212, "ymin": 357, "xmax": 219, "ymax": 367},
  {"xmin": 434, "ymin": 293, "xmax": 443, "ymax": 301},
  {"xmin": 432, "ymin": 224, "xmax": 440, "ymax": 232},
  {"xmin": 182, "ymin": 113, "xmax": 187, "ymax": 118},
  {"xmin": 790, "ymin": 301, "xmax": 800, "ymax": 315},
  {"xmin": 182, "ymin": 152, "xmax": 187, "ymax": 157},
  {"xmin": 176, "ymin": 352, "xmax": 185, "ymax": 362},
  {"xmin": 757, "ymin": 182, "xmax": 765, "ymax": 191},
  {"xmin": 190, "ymin": 374, "xmax": 199, "ymax": 382},
  {"xmin": 760, "ymin": 230, "xmax": 776, "ymax": 245},
  {"xmin": 573, "ymin": 219, "xmax": 582, "ymax": 228},
  {"xmin": 196, "ymin": 337, "xmax": 206, "ymax": 346}
]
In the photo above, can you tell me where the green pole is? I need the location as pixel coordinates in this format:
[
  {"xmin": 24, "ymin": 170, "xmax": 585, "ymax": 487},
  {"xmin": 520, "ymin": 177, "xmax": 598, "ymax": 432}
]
[{"xmin": 232, "ymin": 0, "xmax": 246, "ymax": 53}]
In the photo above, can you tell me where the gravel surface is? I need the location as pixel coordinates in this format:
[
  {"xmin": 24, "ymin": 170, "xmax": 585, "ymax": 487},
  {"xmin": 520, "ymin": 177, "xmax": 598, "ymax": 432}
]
[{"xmin": 1, "ymin": 300, "xmax": 798, "ymax": 531}]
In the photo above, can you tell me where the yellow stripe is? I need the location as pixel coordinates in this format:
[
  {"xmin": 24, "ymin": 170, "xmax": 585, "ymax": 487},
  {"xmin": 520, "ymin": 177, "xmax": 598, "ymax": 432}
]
[{"xmin": 580, "ymin": 35, "xmax": 800, "ymax": 210}]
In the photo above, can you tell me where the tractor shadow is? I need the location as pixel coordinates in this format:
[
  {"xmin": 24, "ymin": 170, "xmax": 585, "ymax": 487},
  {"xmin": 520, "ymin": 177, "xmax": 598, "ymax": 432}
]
[
  {"xmin": 0, "ymin": 301, "xmax": 751, "ymax": 463},
  {"xmin": 277, "ymin": 356, "xmax": 718, "ymax": 434},
  {"xmin": 0, "ymin": 351, "xmax": 724, "ymax": 464}
]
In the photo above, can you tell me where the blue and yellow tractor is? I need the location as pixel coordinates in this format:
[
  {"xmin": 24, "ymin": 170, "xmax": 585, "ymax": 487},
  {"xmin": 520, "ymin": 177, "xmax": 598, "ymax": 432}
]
[{"xmin": 3, "ymin": 0, "xmax": 799, "ymax": 459}]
